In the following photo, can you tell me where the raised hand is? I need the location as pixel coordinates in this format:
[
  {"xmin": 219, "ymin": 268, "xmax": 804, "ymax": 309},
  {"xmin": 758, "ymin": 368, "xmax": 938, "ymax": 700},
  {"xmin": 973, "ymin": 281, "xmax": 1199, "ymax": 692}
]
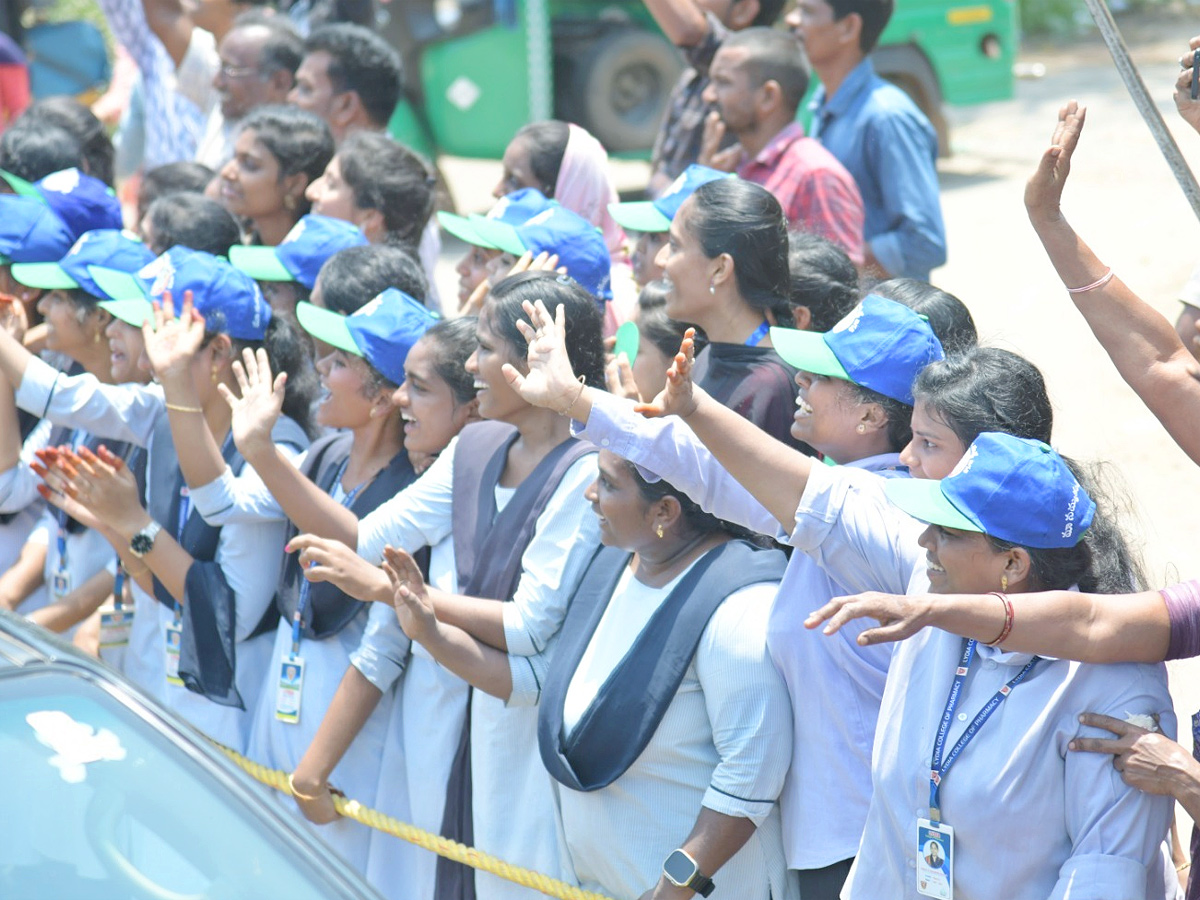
[
  {"xmin": 502, "ymin": 298, "xmax": 585, "ymax": 413},
  {"xmin": 804, "ymin": 591, "xmax": 933, "ymax": 645},
  {"xmin": 218, "ymin": 347, "xmax": 286, "ymax": 462},
  {"xmin": 286, "ymin": 534, "xmax": 392, "ymax": 605},
  {"xmin": 0, "ymin": 295, "xmax": 29, "ymax": 343},
  {"xmin": 381, "ymin": 545, "xmax": 438, "ymax": 644},
  {"xmin": 1025, "ymin": 100, "xmax": 1086, "ymax": 225},
  {"xmin": 634, "ymin": 328, "xmax": 700, "ymax": 419},
  {"xmin": 46, "ymin": 445, "xmax": 147, "ymax": 538},
  {"xmin": 142, "ymin": 290, "xmax": 207, "ymax": 386}
]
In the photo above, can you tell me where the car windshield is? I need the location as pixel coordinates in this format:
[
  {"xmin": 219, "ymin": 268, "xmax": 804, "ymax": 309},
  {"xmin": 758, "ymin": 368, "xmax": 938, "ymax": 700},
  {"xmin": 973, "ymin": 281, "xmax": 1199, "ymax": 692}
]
[{"xmin": 0, "ymin": 668, "xmax": 348, "ymax": 900}]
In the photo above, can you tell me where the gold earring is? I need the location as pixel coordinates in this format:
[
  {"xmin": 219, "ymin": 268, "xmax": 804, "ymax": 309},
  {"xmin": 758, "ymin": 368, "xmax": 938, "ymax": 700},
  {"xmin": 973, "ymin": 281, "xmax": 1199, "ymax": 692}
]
[
  {"xmin": 656, "ymin": 523, "xmax": 664, "ymax": 539},
  {"xmin": 211, "ymin": 365, "xmax": 219, "ymax": 383},
  {"xmin": 94, "ymin": 330, "xmax": 102, "ymax": 344},
  {"xmin": 856, "ymin": 423, "xmax": 866, "ymax": 434},
  {"xmin": 1000, "ymin": 574, "xmax": 1008, "ymax": 592}
]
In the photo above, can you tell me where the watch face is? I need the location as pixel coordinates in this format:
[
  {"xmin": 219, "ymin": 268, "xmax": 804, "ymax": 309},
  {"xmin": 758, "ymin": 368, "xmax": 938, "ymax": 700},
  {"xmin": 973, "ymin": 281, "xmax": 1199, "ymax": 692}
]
[
  {"xmin": 130, "ymin": 534, "xmax": 153, "ymax": 556},
  {"xmin": 663, "ymin": 850, "xmax": 696, "ymax": 885}
]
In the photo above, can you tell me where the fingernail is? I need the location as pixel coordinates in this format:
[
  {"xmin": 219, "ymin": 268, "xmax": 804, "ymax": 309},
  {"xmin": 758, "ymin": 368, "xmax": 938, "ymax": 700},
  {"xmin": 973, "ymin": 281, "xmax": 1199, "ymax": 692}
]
[
  {"xmin": 284, "ymin": 543, "xmax": 292, "ymax": 553},
  {"xmin": 1068, "ymin": 741, "xmax": 1077, "ymax": 750},
  {"xmin": 1078, "ymin": 714, "xmax": 1086, "ymax": 723},
  {"xmin": 36, "ymin": 484, "xmax": 49, "ymax": 500}
]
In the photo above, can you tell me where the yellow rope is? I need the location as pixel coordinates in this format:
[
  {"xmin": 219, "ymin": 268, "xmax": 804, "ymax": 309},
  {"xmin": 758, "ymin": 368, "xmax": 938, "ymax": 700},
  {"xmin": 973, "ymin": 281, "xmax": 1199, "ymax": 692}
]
[{"xmin": 212, "ymin": 742, "xmax": 615, "ymax": 900}]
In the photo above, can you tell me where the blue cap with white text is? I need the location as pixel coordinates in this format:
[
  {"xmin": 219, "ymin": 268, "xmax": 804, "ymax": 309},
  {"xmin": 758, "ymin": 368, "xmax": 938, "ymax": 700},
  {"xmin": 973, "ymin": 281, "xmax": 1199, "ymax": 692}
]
[
  {"xmin": 229, "ymin": 215, "xmax": 368, "ymax": 288},
  {"xmin": 10, "ymin": 229, "xmax": 154, "ymax": 300},
  {"xmin": 1, "ymin": 167, "xmax": 124, "ymax": 241}
]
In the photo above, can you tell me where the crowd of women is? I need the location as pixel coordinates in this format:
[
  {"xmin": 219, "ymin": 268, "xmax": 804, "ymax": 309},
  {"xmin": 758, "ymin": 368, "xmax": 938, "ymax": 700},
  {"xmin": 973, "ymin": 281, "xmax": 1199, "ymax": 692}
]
[{"xmin": 7, "ymin": 34, "xmax": 1200, "ymax": 900}]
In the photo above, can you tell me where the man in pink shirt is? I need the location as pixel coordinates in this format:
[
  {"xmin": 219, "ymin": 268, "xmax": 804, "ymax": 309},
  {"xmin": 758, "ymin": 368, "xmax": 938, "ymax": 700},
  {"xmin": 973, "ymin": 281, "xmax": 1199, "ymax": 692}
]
[{"xmin": 702, "ymin": 27, "xmax": 864, "ymax": 264}]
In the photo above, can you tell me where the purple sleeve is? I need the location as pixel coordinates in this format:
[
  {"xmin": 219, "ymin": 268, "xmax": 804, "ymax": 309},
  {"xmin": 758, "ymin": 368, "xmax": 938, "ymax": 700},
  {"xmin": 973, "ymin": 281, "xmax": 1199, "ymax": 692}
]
[{"xmin": 1161, "ymin": 580, "xmax": 1200, "ymax": 660}]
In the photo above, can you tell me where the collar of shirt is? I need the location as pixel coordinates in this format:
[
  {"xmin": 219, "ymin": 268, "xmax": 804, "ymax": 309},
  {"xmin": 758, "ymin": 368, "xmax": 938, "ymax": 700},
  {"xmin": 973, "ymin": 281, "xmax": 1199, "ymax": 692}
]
[
  {"xmin": 740, "ymin": 121, "xmax": 807, "ymax": 172},
  {"xmin": 811, "ymin": 56, "xmax": 877, "ymax": 124}
]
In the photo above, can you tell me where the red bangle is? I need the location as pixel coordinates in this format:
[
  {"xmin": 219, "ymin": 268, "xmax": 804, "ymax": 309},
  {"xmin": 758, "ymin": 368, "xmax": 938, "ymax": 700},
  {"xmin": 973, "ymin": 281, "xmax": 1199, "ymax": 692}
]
[{"xmin": 985, "ymin": 591, "xmax": 1014, "ymax": 646}]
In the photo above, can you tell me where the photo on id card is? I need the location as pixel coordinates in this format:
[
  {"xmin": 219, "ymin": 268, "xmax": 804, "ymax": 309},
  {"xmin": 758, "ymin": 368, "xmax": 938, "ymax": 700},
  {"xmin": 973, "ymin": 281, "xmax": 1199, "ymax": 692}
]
[{"xmin": 917, "ymin": 818, "xmax": 953, "ymax": 899}]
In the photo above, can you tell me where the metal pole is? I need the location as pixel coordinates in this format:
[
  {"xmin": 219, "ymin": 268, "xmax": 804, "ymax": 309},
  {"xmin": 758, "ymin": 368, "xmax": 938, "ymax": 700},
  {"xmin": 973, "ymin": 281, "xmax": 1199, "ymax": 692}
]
[{"xmin": 1081, "ymin": 0, "xmax": 1200, "ymax": 222}]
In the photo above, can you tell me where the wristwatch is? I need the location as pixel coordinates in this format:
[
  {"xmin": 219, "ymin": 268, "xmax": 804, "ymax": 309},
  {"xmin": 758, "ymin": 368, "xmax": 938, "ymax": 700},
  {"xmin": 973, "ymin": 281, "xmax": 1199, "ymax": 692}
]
[
  {"xmin": 662, "ymin": 849, "xmax": 714, "ymax": 897},
  {"xmin": 130, "ymin": 521, "xmax": 162, "ymax": 558}
]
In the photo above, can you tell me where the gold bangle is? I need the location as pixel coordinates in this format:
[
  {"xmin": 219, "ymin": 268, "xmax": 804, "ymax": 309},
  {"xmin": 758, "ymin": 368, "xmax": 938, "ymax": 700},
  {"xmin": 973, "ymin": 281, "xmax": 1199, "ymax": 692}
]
[
  {"xmin": 288, "ymin": 772, "xmax": 328, "ymax": 802},
  {"xmin": 557, "ymin": 375, "xmax": 587, "ymax": 418},
  {"xmin": 165, "ymin": 402, "xmax": 204, "ymax": 413}
]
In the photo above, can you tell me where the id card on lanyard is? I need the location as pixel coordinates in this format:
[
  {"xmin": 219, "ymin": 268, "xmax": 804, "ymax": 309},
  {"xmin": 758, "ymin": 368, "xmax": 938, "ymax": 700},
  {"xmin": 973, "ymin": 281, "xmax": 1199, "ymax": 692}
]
[
  {"xmin": 165, "ymin": 482, "xmax": 191, "ymax": 689},
  {"xmin": 99, "ymin": 565, "xmax": 134, "ymax": 648},
  {"xmin": 918, "ymin": 638, "xmax": 1039, "ymax": 899},
  {"xmin": 275, "ymin": 460, "xmax": 366, "ymax": 724}
]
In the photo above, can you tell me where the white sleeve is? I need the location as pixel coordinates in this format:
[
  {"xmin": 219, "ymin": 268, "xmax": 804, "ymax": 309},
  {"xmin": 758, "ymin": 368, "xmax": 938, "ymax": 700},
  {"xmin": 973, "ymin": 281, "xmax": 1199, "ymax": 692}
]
[
  {"xmin": 501, "ymin": 453, "xmax": 600, "ymax": 657},
  {"xmin": 16, "ymin": 356, "xmax": 164, "ymax": 447},
  {"xmin": 349, "ymin": 601, "xmax": 412, "ymax": 693},
  {"xmin": 697, "ymin": 582, "xmax": 793, "ymax": 825},
  {"xmin": 186, "ymin": 446, "xmax": 307, "ymax": 526},
  {"xmin": 0, "ymin": 419, "xmax": 53, "ymax": 513},
  {"xmin": 357, "ymin": 442, "xmax": 456, "ymax": 564}
]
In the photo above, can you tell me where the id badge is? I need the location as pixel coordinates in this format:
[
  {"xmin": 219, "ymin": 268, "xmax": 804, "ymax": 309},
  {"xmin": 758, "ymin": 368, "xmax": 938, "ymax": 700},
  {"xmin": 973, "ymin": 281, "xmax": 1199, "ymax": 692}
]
[
  {"xmin": 916, "ymin": 818, "xmax": 953, "ymax": 900},
  {"xmin": 52, "ymin": 567, "xmax": 71, "ymax": 598},
  {"xmin": 275, "ymin": 656, "xmax": 305, "ymax": 724},
  {"xmin": 99, "ymin": 603, "xmax": 133, "ymax": 648},
  {"xmin": 165, "ymin": 623, "xmax": 184, "ymax": 686}
]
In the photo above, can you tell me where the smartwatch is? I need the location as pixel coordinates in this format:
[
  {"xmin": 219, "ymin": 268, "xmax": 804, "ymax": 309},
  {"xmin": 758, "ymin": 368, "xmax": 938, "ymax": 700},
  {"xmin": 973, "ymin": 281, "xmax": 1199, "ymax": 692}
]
[
  {"xmin": 662, "ymin": 849, "xmax": 714, "ymax": 897},
  {"xmin": 130, "ymin": 521, "xmax": 162, "ymax": 558}
]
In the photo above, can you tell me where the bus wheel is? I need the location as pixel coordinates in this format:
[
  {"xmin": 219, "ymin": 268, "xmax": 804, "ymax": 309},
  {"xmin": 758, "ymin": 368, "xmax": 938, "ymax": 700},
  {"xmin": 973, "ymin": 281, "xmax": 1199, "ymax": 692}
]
[{"xmin": 565, "ymin": 27, "xmax": 682, "ymax": 153}]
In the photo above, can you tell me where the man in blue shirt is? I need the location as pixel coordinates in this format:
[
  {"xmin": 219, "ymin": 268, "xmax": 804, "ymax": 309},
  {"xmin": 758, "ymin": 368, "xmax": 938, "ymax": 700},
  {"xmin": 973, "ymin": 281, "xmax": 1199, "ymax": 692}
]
[{"xmin": 788, "ymin": 0, "xmax": 947, "ymax": 280}]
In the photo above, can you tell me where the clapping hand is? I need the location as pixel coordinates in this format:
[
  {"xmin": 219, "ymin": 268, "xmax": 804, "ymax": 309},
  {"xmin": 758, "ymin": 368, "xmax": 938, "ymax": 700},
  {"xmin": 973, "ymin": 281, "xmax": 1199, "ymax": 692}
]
[
  {"xmin": 634, "ymin": 329, "xmax": 700, "ymax": 419},
  {"xmin": 33, "ymin": 445, "xmax": 147, "ymax": 538},
  {"xmin": 219, "ymin": 347, "xmax": 286, "ymax": 462},
  {"xmin": 381, "ymin": 545, "xmax": 438, "ymax": 644}
]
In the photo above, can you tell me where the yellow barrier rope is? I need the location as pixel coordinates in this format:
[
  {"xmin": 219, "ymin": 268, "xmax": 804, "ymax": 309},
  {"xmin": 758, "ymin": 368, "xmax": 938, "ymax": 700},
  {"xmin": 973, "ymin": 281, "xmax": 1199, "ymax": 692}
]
[{"xmin": 212, "ymin": 742, "xmax": 615, "ymax": 900}]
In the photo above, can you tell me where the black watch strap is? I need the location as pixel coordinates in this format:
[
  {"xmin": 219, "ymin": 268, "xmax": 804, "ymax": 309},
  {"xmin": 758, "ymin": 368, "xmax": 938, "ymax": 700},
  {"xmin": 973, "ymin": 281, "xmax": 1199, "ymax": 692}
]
[{"xmin": 689, "ymin": 873, "xmax": 715, "ymax": 897}]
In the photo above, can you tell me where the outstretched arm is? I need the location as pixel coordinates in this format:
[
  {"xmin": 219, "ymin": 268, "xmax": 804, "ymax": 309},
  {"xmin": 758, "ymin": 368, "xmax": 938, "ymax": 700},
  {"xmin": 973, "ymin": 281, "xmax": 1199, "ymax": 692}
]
[
  {"xmin": 1026, "ymin": 101, "xmax": 1200, "ymax": 465},
  {"xmin": 504, "ymin": 299, "xmax": 814, "ymax": 531},
  {"xmin": 807, "ymin": 587, "xmax": 1171, "ymax": 663}
]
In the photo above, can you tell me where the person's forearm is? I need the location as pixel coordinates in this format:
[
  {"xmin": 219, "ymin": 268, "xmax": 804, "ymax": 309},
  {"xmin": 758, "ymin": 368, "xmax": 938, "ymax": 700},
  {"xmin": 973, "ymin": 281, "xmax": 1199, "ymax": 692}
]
[
  {"xmin": 650, "ymin": 808, "xmax": 756, "ymax": 898},
  {"xmin": 675, "ymin": 390, "xmax": 812, "ymax": 531},
  {"xmin": 293, "ymin": 666, "xmax": 383, "ymax": 791},
  {"xmin": 1175, "ymin": 764, "xmax": 1200, "ymax": 825},
  {"xmin": 923, "ymin": 590, "xmax": 1169, "ymax": 663},
  {"xmin": 0, "ymin": 375, "xmax": 20, "ymax": 474},
  {"xmin": 161, "ymin": 376, "xmax": 230, "ymax": 492},
  {"xmin": 142, "ymin": 0, "xmax": 192, "ymax": 66},
  {"xmin": 28, "ymin": 569, "xmax": 115, "ymax": 632},
  {"xmin": 0, "ymin": 324, "xmax": 33, "ymax": 389},
  {"xmin": 430, "ymin": 588, "xmax": 507, "ymax": 650},
  {"xmin": 244, "ymin": 443, "xmax": 359, "ymax": 546},
  {"xmin": 0, "ymin": 540, "xmax": 46, "ymax": 610},
  {"xmin": 642, "ymin": 0, "xmax": 709, "ymax": 47},
  {"xmin": 416, "ymin": 620, "xmax": 513, "ymax": 700},
  {"xmin": 111, "ymin": 510, "xmax": 193, "ymax": 602}
]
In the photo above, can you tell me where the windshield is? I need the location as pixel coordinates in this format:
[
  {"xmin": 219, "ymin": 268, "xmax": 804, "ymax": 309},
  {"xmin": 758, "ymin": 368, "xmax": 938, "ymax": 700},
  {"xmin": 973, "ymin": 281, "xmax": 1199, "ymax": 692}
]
[{"xmin": 0, "ymin": 668, "xmax": 353, "ymax": 900}]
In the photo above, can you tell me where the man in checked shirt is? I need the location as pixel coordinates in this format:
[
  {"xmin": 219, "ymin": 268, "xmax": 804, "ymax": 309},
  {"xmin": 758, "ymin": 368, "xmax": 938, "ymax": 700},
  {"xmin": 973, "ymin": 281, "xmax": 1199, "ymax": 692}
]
[{"xmin": 702, "ymin": 27, "xmax": 865, "ymax": 265}]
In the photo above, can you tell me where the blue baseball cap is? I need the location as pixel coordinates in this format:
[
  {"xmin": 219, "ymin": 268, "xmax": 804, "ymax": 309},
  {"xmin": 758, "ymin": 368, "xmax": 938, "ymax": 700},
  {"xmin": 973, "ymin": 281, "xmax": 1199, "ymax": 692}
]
[
  {"xmin": 295, "ymin": 289, "xmax": 439, "ymax": 386},
  {"xmin": 0, "ymin": 195, "xmax": 76, "ymax": 264},
  {"xmin": 228, "ymin": 215, "xmax": 368, "ymax": 288},
  {"xmin": 884, "ymin": 432, "xmax": 1096, "ymax": 549},
  {"xmin": 1, "ymin": 168, "xmax": 124, "ymax": 241},
  {"xmin": 88, "ymin": 247, "xmax": 272, "ymax": 340},
  {"xmin": 437, "ymin": 188, "xmax": 557, "ymax": 247},
  {"xmin": 608, "ymin": 165, "xmax": 733, "ymax": 233},
  {"xmin": 10, "ymin": 230, "xmax": 155, "ymax": 301},
  {"xmin": 466, "ymin": 206, "xmax": 613, "ymax": 300},
  {"xmin": 770, "ymin": 294, "xmax": 944, "ymax": 405}
]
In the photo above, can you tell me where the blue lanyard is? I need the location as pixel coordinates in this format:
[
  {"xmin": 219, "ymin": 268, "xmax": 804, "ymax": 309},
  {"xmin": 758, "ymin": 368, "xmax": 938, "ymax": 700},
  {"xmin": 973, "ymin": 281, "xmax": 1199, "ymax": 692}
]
[
  {"xmin": 290, "ymin": 459, "xmax": 367, "ymax": 657},
  {"xmin": 113, "ymin": 564, "xmax": 126, "ymax": 611},
  {"xmin": 928, "ymin": 637, "xmax": 1040, "ymax": 821},
  {"xmin": 744, "ymin": 321, "xmax": 770, "ymax": 347}
]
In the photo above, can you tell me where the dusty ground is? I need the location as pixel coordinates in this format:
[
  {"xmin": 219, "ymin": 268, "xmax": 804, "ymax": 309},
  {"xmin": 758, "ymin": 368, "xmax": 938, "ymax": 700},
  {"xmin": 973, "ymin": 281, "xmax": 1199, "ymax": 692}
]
[{"xmin": 434, "ymin": 7, "xmax": 1200, "ymax": 744}]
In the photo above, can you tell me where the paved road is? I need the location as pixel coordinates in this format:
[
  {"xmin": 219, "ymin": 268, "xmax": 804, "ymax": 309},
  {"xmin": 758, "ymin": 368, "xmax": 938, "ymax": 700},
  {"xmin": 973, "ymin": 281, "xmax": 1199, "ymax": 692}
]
[{"xmin": 433, "ymin": 12, "xmax": 1200, "ymax": 738}]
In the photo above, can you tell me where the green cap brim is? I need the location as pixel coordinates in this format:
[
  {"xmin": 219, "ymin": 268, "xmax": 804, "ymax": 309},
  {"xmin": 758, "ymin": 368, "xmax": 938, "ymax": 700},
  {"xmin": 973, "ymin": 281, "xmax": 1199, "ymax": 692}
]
[
  {"xmin": 295, "ymin": 301, "xmax": 362, "ymax": 356},
  {"xmin": 10, "ymin": 261, "xmax": 77, "ymax": 290},
  {"xmin": 229, "ymin": 245, "xmax": 295, "ymax": 282},
  {"xmin": 466, "ymin": 216, "xmax": 526, "ymax": 256},
  {"xmin": 88, "ymin": 266, "xmax": 147, "ymax": 302},
  {"xmin": 607, "ymin": 201, "xmax": 670, "ymax": 234},
  {"xmin": 0, "ymin": 169, "xmax": 42, "ymax": 200},
  {"xmin": 769, "ymin": 327, "xmax": 851, "ymax": 381},
  {"xmin": 437, "ymin": 210, "xmax": 493, "ymax": 248},
  {"xmin": 883, "ymin": 478, "xmax": 982, "ymax": 534},
  {"xmin": 98, "ymin": 297, "xmax": 154, "ymax": 327}
]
